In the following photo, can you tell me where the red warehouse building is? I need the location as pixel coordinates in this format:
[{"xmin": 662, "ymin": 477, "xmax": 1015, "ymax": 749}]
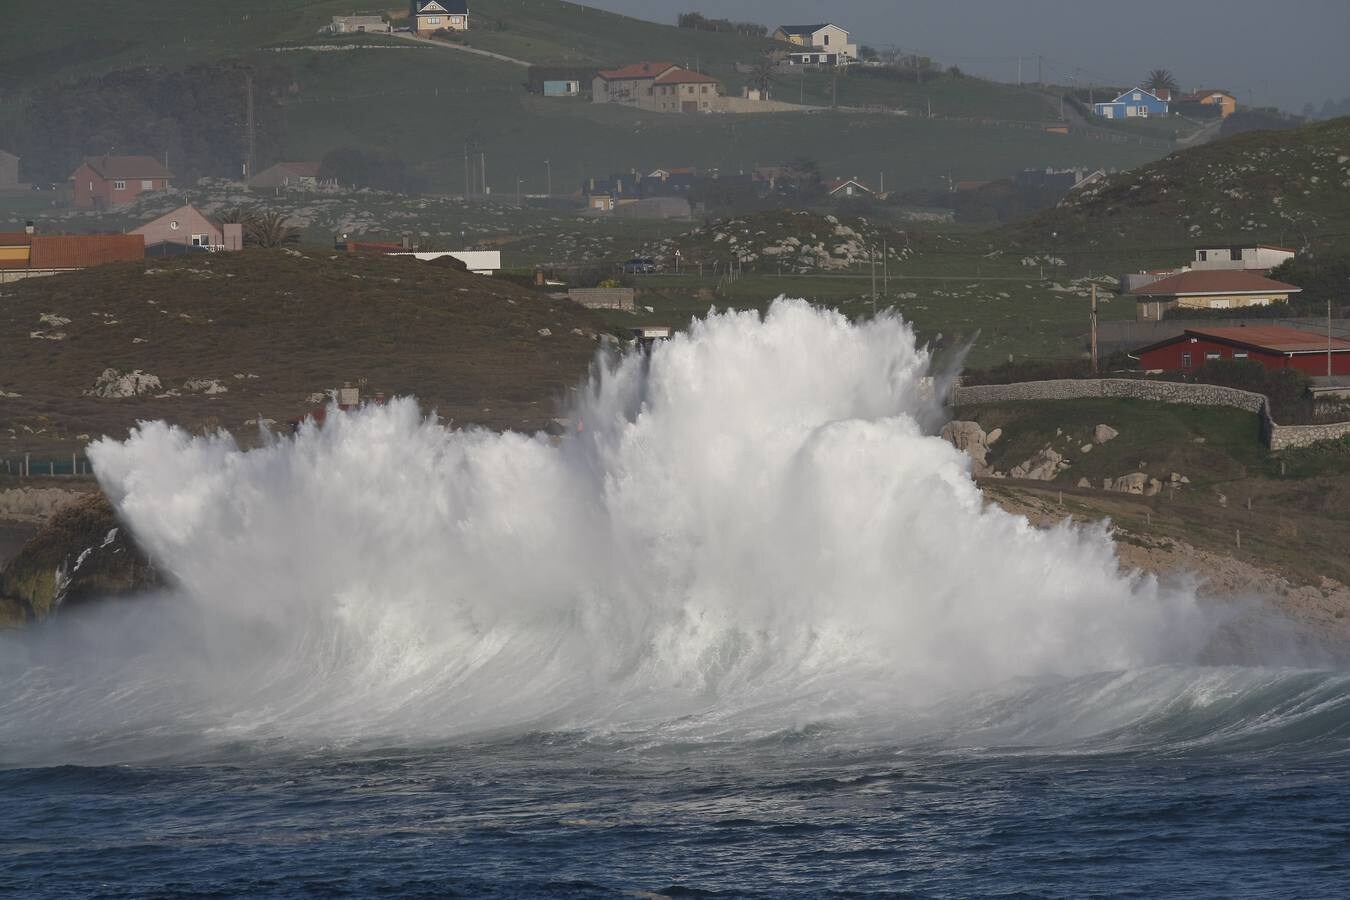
[
  {"xmin": 70, "ymin": 155, "xmax": 174, "ymax": 210},
  {"xmin": 1136, "ymin": 325, "xmax": 1350, "ymax": 376}
]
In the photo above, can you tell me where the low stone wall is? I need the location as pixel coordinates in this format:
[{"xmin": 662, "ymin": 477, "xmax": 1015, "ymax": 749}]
[
  {"xmin": 1269, "ymin": 421, "xmax": 1350, "ymax": 451},
  {"xmin": 950, "ymin": 379, "xmax": 1267, "ymax": 414}
]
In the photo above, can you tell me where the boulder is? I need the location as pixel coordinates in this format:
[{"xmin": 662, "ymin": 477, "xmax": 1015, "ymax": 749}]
[
  {"xmin": 86, "ymin": 368, "xmax": 161, "ymax": 399},
  {"xmin": 1010, "ymin": 446, "xmax": 1069, "ymax": 481},
  {"xmin": 1077, "ymin": 477, "xmax": 1092, "ymax": 488},
  {"xmin": 986, "ymin": 427, "xmax": 1003, "ymax": 445},
  {"xmin": 1080, "ymin": 444, "xmax": 1093, "ymax": 454},
  {"xmin": 1094, "ymin": 424, "xmax": 1119, "ymax": 444},
  {"xmin": 940, "ymin": 421, "xmax": 990, "ymax": 475},
  {"xmin": 1105, "ymin": 472, "xmax": 1150, "ymax": 494}
]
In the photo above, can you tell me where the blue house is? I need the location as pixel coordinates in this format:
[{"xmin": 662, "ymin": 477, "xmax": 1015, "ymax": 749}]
[{"xmin": 1093, "ymin": 87, "xmax": 1170, "ymax": 120}]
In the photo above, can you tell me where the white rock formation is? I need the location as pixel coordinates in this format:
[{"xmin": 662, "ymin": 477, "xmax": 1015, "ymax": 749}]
[
  {"xmin": 86, "ymin": 369, "xmax": 162, "ymax": 399},
  {"xmin": 1094, "ymin": 424, "xmax": 1119, "ymax": 444}
]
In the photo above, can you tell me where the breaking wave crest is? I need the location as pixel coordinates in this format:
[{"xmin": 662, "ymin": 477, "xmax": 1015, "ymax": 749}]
[{"xmin": 1, "ymin": 300, "xmax": 1346, "ymax": 763}]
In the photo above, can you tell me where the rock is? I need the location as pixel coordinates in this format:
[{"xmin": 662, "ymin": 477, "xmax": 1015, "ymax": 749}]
[
  {"xmin": 1146, "ymin": 478, "xmax": 1164, "ymax": 497},
  {"xmin": 1105, "ymin": 472, "xmax": 1150, "ymax": 494},
  {"xmin": 0, "ymin": 493, "xmax": 161, "ymax": 625},
  {"xmin": 1094, "ymin": 424, "xmax": 1119, "ymax": 444},
  {"xmin": 1080, "ymin": 444, "xmax": 1093, "ymax": 454},
  {"xmin": 0, "ymin": 487, "xmax": 86, "ymax": 524},
  {"xmin": 940, "ymin": 421, "xmax": 990, "ymax": 475},
  {"xmin": 1077, "ymin": 477, "xmax": 1092, "ymax": 488},
  {"xmin": 537, "ymin": 328, "xmax": 552, "ymax": 337},
  {"xmin": 1010, "ymin": 447, "xmax": 1066, "ymax": 481},
  {"xmin": 986, "ymin": 428, "xmax": 1003, "ymax": 445},
  {"xmin": 86, "ymin": 368, "xmax": 161, "ymax": 399},
  {"xmin": 183, "ymin": 378, "xmax": 229, "ymax": 395}
]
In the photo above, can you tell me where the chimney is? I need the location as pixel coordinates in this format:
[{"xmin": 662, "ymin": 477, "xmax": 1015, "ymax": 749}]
[{"xmin": 24, "ymin": 220, "xmax": 35, "ymax": 235}]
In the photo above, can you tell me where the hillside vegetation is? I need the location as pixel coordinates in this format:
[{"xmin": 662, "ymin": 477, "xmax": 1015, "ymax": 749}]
[
  {"xmin": 0, "ymin": 250, "xmax": 605, "ymax": 456},
  {"xmin": 993, "ymin": 116, "xmax": 1350, "ymax": 271}
]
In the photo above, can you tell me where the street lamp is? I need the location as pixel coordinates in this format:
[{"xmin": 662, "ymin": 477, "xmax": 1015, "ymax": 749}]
[{"xmin": 545, "ymin": 159, "xmax": 551, "ymax": 197}]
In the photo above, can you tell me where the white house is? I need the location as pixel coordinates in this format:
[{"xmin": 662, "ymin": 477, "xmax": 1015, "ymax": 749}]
[
  {"xmin": 1190, "ymin": 244, "xmax": 1296, "ymax": 272},
  {"xmin": 772, "ymin": 23, "xmax": 857, "ymax": 63}
]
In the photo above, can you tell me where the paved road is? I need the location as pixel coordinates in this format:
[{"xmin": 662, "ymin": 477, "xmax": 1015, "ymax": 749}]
[{"xmin": 390, "ymin": 32, "xmax": 531, "ymax": 67}]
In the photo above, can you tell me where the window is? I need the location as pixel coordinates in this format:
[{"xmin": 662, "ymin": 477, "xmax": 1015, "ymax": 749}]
[
  {"xmin": 1181, "ymin": 352, "xmax": 1192, "ymax": 367},
  {"xmin": 1199, "ymin": 250, "xmax": 1208, "ymax": 260},
  {"xmin": 1133, "ymin": 92, "xmax": 1142, "ymax": 101},
  {"xmin": 1234, "ymin": 352, "xmax": 1248, "ymax": 359},
  {"xmin": 142, "ymin": 179, "xmax": 154, "ymax": 189},
  {"xmin": 426, "ymin": 15, "xmax": 440, "ymax": 24},
  {"xmin": 191, "ymin": 234, "xmax": 209, "ymax": 246},
  {"xmin": 1206, "ymin": 352, "xmax": 1222, "ymax": 361},
  {"xmin": 114, "ymin": 180, "xmax": 126, "ymax": 190},
  {"xmin": 823, "ymin": 34, "xmax": 830, "ymax": 45}
]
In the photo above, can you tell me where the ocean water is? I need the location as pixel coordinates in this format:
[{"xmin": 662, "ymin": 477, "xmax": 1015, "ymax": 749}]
[{"xmin": 2, "ymin": 301, "xmax": 1349, "ymax": 896}]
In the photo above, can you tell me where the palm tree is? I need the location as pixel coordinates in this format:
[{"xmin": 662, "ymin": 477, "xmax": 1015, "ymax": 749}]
[
  {"xmin": 1145, "ymin": 68, "xmax": 1179, "ymax": 95},
  {"xmin": 246, "ymin": 211, "xmax": 299, "ymax": 248}
]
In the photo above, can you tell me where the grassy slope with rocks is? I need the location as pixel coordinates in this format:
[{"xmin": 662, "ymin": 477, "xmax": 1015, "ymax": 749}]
[
  {"xmin": 0, "ymin": 250, "xmax": 606, "ymax": 456},
  {"xmin": 987, "ymin": 116, "xmax": 1350, "ymax": 272}
]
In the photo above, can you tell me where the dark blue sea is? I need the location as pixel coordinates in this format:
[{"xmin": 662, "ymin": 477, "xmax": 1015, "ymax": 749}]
[{"xmin": 4, "ymin": 717, "xmax": 1350, "ymax": 898}]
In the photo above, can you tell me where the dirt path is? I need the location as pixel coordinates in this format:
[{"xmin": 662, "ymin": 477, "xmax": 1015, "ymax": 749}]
[{"xmin": 390, "ymin": 32, "xmax": 531, "ymax": 67}]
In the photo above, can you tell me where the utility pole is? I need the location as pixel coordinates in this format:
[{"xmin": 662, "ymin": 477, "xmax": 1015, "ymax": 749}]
[
  {"xmin": 1330, "ymin": 300, "xmax": 1335, "ymax": 377},
  {"xmin": 1017, "ymin": 57, "xmax": 1022, "ymax": 87},
  {"xmin": 464, "ymin": 145, "xmax": 470, "ymax": 198},
  {"xmin": 244, "ymin": 71, "xmax": 256, "ymax": 179},
  {"xmin": 481, "ymin": 151, "xmax": 487, "ymax": 196},
  {"xmin": 1037, "ymin": 54, "xmax": 1043, "ymax": 86},
  {"xmin": 545, "ymin": 159, "xmax": 551, "ymax": 197},
  {"xmin": 1090, "ymin": 283, "xmax": 1099, "ymax": 372},
  {"xmin": 883, "ymin": 239, "xmax": 889, "ymax": 296},
  {"xmin": 870, "ymin": 246, "xmax": 877, "ymax": 313}
]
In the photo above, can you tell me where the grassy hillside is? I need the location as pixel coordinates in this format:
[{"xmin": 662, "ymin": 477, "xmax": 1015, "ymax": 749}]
[
  {"xmin": 989, "ymin": 116, "xmax": 1350, "ymax": 271},
  {"xmin": 0, "ymin": 250, "xmax": 605, "ymax": 456}
]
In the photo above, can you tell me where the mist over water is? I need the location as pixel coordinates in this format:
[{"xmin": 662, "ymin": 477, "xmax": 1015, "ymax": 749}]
[{"xmin": 1, "ymin": 300, "xmax": 1346, "ymax": 764}]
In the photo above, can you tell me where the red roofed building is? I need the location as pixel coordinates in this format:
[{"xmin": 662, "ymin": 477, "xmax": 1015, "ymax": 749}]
[
  {"xmin": 70, "ymin": 156, "xmax": 174, "ymax": 209},
  {"xmin": 1136, "ymin": 326, "xmax": 1350, "ymax": 376},
  {"xmin": 0, "ymin": 232, "xmax": 144, "ymax": 283},
  {"xmin": 593, "ymin": 62, "xmax": 720, "ymax": 112},
  {"xmin": 1131, "ymin": 269, "xmax": 1302, "ymax": 321}
]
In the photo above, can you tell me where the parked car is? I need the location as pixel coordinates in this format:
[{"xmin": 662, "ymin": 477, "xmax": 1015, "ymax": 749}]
[{"xmin": 622, "ymin": 257, "xmax": 658, "ymax": 274}]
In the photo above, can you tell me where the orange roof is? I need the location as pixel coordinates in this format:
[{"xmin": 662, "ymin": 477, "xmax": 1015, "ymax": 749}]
[
  {"xmin": 27, "ymin": 234, "xmax": 144, "ymax": 269},
  {"xmin": 654, "ymin": 68, "xmax": 720, "ymax": 85},
  {"xmin": 597, "ymin": 62, "xmax": 676, "ymax": 80},
  {"xmin": 1130, "ymin": 269, "xmax": 1300, "ymax": 297},
  {"xmin": 1185, "ymin": 326, "xmax": 1350, "ymax": 354}
]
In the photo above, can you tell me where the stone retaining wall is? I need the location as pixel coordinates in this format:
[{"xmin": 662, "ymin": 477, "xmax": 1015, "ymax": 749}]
[{"xmin": 951, "ymin": 378, "xmax": 1350, "ymax": 451}]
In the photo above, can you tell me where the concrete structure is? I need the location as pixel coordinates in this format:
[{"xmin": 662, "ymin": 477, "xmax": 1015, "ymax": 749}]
[
  {"xmin": 1093, "ymin": 87, "xmax": 1170, "ymax": 120},
  {"xmin": 330, "ymin": 15, "xmax": 390, "ymax": 33},
  {"xmin": 410, "ymin": 0, "xmax": 468, "ymax": 34},
  {"xmin": 592, "ymin": 63, "xmax": 721, "ymax": 112},
  {"xmin": 248, "ymin": 161, "xmax": 322, "ymax": 190},
  {"xmin": 70, "ymin": 156, "xmax": 173, "ymax": 210},
  {"xmin": 772, "ymin": 24, "xmax": 857, "ymax": 63},
  {"xmin": 130, "ymin": 204, "xmax": 242, "ymax": 254},
  {"xmin": 1135, "ymin": 326, "xmax": 1350, "ymax": 377},
  {"xmin": 0, "ymin": 232, "xmax": 144, "ymax": 283},
  {"xmin": 1131, "ymin": 270, "xmax": 1301, "ymax": 320},
  {"xmin": 0, "ymin": 151, "xmax": 19, "ymax": 190},
  {"xmin": 1191, "ymin": 243, "xmax": 1295, "ymax": 272},
  {"xmin": 543, "ymin": 80, "xmax": 581, "ymax": 97},
  {"xmin": 568, "ymin": 287, "xmax": 635, "ymax": 311}
]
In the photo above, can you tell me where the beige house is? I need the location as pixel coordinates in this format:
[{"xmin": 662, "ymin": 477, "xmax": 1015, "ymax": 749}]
[
  {"xmin": 130, "ymin": 204, "xmax": 242, "ymax": 254},
  {"xmin": 593, "ymin": 62, "xmax": 721, "ymax": 112},
  {"xmin": 771, "ymin": 23, "xmax": 857, "ymax": 62},
  {"xmin": 410, "ymin": 0, "xmax": 468, "ymax": 34},
  {"xmin": 1132, "ymin": 269, "xmax": 1301, "ymax": 321}
]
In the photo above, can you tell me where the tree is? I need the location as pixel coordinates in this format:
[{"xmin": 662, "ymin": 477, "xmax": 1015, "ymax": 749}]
[
  {"xmin": 1145, "ymin": 68, "xmax": 1179, "ymax": 94},
  {"xmin": 858, "ymin": 45, "xmax": 879, "ymax": 63},
  {"xmin": 245, "ymin": 211, "xmax": 299, "ymax": 248},
  {"xmin": 748, "ymin": 57, "xmax": 776, "ymax": 97}
]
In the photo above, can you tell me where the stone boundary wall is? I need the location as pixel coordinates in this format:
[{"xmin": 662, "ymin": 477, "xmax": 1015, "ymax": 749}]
[
  {"xmin": 950, "ymin": 378, "xmax": 1350, "ymax": 451},
  {"xmin": 567, "ymin": 288, "xmax": 635, "ymax": 311}
]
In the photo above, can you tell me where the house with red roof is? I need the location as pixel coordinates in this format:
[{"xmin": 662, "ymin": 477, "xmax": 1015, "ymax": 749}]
[
  {"xmin": 1130, "ymin": 269, "xmax": 1302, "ymax": 321},
  {"xmin": 70, "ymin": 155, "xmax": 173, "ymax": 209},
  {"xmin": 1135, "ymin": 325, "xmax": 1350, "ymax": 376},
  {"xmin": 592, "ymin": 63, "xmax": 721, "ymax": 112}
]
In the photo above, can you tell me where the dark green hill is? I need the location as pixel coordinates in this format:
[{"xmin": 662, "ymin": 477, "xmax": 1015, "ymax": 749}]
[{"xmin": 0, "ymin": 250, "xmax": 604, "ymax": 455}]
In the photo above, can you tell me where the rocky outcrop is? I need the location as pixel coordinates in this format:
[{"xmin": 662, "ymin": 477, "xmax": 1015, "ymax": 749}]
[
  {"xmin": 940, "ymin": 421, "xmax": 991, "ymax": 475},
  {"xmin": 1010, "ymin": 446, "xmax": 1071, "ymax": 481},
  {"xmin": 1103, "ymin": 472, "xmax": 1163, "ymax": 496},
  {"xmin": 1093, "ymin": 424, "xmax": 1119, "ymax": 444},
  {"xmin": 0, "ymin": 493, "xmax": 160, "ymax": 626},
  {"xmin": 86, "ymin": 368, "xmax": 162, "ymax": 398}
]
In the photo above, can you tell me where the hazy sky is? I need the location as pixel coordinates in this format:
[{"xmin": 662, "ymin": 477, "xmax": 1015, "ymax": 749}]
[{"xmin": 582, "ymin": 0, "xmax": 1350, "ymax": 111}]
